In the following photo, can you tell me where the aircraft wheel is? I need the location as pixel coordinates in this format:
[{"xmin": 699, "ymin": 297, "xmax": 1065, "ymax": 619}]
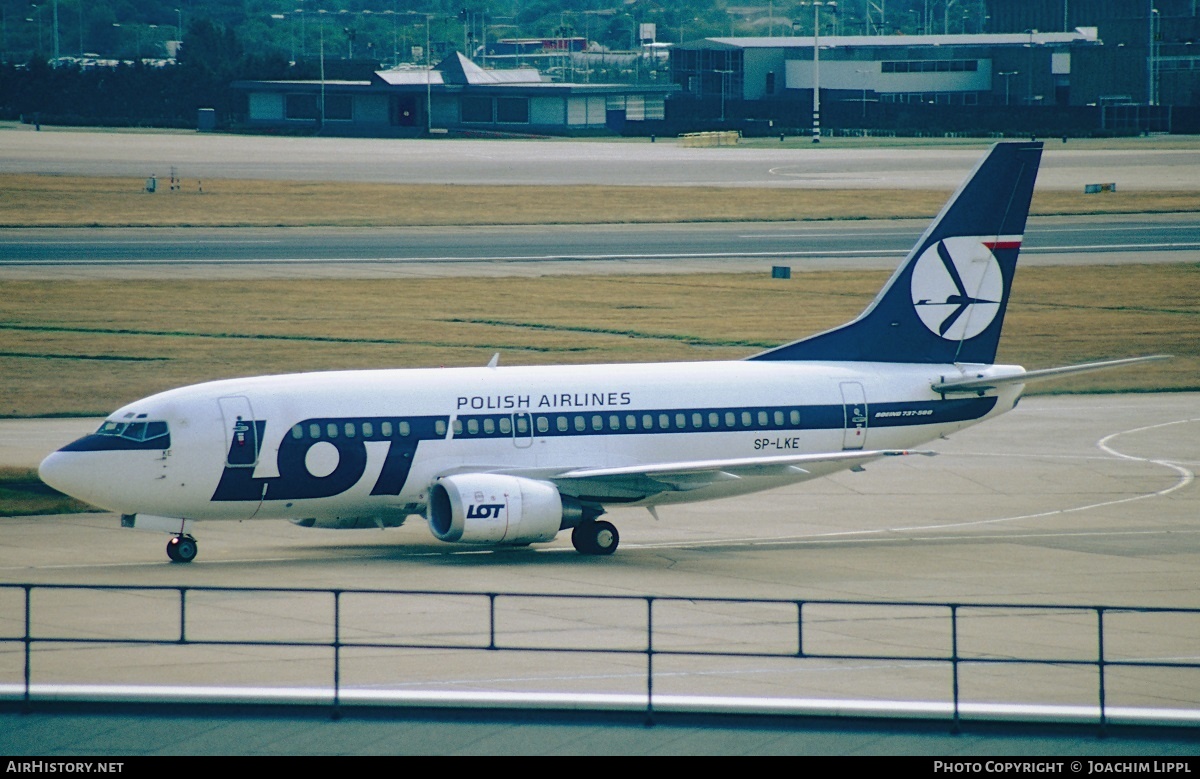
[
  {"xmin": 167, "ymin": 535, "xmax": 198, "ymax": 564},
  {"xmin": 572, "ymin": 520, "xmax": 619, "ymax": 556}
]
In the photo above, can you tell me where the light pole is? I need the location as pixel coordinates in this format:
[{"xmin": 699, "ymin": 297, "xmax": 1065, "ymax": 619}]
[
  {"xmin": 801, "ymin": 1, "xmax": 836, "ymax": 144},
  {"xmin": 998, "ymin": 70, "xmax": 1017, "ymax": 105},
  {"xmin": 1149, "ymin": 5, "xmax": 1160, "ymax": 106},
  {"xmin": 943, "ymin": 0, "xmax": 958, "ymax": 34},
  {"xmin": 714, "ymin": 68, "xmax": 732, "ymax": 122},
  {"xmin": 856, "ymin": 67, "xmax": 870, "ymax": 119}
]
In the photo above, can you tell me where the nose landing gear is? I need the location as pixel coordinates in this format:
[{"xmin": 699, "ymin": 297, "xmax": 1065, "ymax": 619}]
[{"xmin": 167, "ymin": 534, "xmax": 198, "ymax": 563}]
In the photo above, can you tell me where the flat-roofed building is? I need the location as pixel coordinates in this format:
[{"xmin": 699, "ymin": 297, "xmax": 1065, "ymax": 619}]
[{"xmin": 234, "ymin": 52, "xmax": 676, "ymax": 136}]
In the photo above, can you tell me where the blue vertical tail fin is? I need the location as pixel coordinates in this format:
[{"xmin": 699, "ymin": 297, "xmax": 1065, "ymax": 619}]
[{"xmin": 750, "ymin": 141, "xmax": 1043, "ymax": 365}]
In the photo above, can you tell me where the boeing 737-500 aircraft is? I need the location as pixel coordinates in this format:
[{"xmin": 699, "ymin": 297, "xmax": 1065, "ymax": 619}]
[{"xmin": 39, "ymin": 142, "xmax": 1162, "ymax": 562}]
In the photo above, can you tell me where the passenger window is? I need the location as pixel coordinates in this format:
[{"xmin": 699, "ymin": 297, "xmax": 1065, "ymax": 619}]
[
  {"xmin": 642, "ymin": 414, "xmax": 654, "ymax": 430},
  {"xmin": 309, "ymin": 423, "xmax": 321, "ymax": 439},
  {"xmin": 592, "ymin": 415, "xmax": 603, "ymax": 431},
  {"xmin": 536, "ymin": 416, "xmax": 549, "ymax": 433},
  {"xmin": 435, "ymin": 420, "xmax": 447, "ymax": 436},
  {"xmin": 609, "ymin": 415, "xmax": 620, "ymax": 431},
  {"xmin": 724, "ymin": 412, "xmax": 736, "ymax": 427},
  {"xmin": 741, "ymin": 411, "xmax": 752, "ymax": 427},
  {"xmin": 773, "ymin": 411, "xmax": 784, "ymax": 426},
  {"xmin": 452, "ymin": 419, "xmax": 463, "ymax": 435},
  {"xmin": 692, "ymin": 413, "xmax": 703, "ymax": 428},
  {"xmin": 499, "ymin": 417, "xmax": 512, "ymax": 434},
  {"xmin": 345, "ymin": 422, "xmax": 356, "ymax": 438},
  {"xmin": 789, "ymin": 410, "xmax": 801, "ymax": 426},
  {"xmin": 574, "ymin": 416, "xmax": 586, "ymax": 432},
  {"xmin": 709, "ymin": 412, "xmax": 720, "ymax": 428},
  {"xmin": 292, "ymin": 425, "xmax": 304, "ymax": 439},
  {"xmin": 675, "ymin": 413, "xmax": 687, "ymax": 428},
  {"xmin": 757, "ymin": 411, "xmax": 768, "ymax": 427},
  {"xmin": 362, "ymin": 421, "xmax": 374, "ymax": 438},
  {"xmin": 626, "ymin": 414, "xmax": 638, "ymax": 430},
  {"xmin": 659, "ymin": 414, "xmax": 670, "ymax": 429},
  {"xmin": 381, "ymin": 421, "xmax": 393, "ymax": 437},
  {"xmin": 326, "ymin": 423, "xmax": 338, "ymax": 439},
  {"xmin": 557, "ymin": 416, "xmax": 569, "ymax": 432},
  {"xmin": 399, "ymin": 421, "xmax": 410, "ymax": 436},
  {"xmin": 467, "ymin": 419, "xmax": 479, "ymax": 435},
  {"xmin": 483, "ymin": 418, "xmax": 495, "ymax": 434}
]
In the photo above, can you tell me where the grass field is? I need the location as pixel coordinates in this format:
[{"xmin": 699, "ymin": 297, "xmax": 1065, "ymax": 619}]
[
  {"xmin": 2, "ymin": 173, "xmax": 1199, "ymax": 227},
  {"xmin": 2, "ymin": 266, "xmax": 1195, "ymax": 419}
]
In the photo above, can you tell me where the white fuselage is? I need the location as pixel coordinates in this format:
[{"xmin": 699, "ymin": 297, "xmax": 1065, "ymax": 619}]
[{"xmin": 39, "ymin": 359, "xmax": 1023, "ymax": 526}]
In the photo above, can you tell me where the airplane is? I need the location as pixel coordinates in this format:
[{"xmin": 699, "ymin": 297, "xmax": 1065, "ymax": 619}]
[{"xmin": 38, "ymin": 141, "xmax": 1164, "ymax": 563}]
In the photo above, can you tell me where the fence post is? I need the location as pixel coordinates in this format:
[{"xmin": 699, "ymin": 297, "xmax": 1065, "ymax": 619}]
[
  {"xmin": 795, "ymin": 601, "xmax": 805, "ymax": 657},
  {"xmin": 332, "ymin": 590, "xmax": 342, "ymax": 719},
  {"xmin": 1097, "ymin": 607, "xmax": 1107, "ymax": 736},
  {"xmin": 178, "ymin": 588, "xmax": 188, "ymax": 643},
  {"xmin": 23, "ymin": 585, "xmax": 31, "ymax": 708},
  {"xmin": 488, "ymin": 594, "xmax": 497, "ymax": 650},
  {"xmin": 645, "ymin": 596, "xmax": 655, "ymax": 726},
  {"xmin": 951, "ymin": 605, "xmax": 961, "ymax": 734}
]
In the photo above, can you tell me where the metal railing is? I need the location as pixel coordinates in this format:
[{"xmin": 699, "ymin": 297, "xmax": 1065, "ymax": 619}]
[{"xmin": 3, "ymin": 583, "xmax": 1198, "ymax": 728}]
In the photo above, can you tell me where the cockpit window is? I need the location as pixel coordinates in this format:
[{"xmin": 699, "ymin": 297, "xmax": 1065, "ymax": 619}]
[{"xmin": 96, "ymin": 419, "xmax": 170, "ymax": 442}]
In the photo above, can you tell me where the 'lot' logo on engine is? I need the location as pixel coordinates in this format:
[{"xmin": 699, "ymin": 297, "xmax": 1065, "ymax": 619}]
[{"xmin": 467, "ymin": 503, "xmax": 506, "ymax": 519}]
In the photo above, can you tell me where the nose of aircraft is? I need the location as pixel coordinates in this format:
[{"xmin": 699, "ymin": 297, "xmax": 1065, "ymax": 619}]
[{"xmin": 39, "ymin": 449, "xmax": 105, "ymax": 508}]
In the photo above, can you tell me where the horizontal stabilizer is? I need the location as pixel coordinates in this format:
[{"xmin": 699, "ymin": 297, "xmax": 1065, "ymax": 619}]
[{"xmin": 932, "ymin": 355, "xmax": 1170, "ymax": 393}]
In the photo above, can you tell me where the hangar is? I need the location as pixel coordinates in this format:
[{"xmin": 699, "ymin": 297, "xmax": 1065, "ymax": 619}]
[
  {"xmin": 233, "ymin": 52, "xmax": 676, "ymax": 136},
  {"xmin": 670, "ymin": 29, "xmax": 1105, "ymax": 109}
]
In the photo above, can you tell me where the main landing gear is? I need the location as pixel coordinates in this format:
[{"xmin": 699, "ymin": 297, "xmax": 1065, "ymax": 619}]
[
  {"xmin": 166, "ymin": 534, "xmax": 198, "ymax": 564},
  {"xmin": 571, "ymin": 520, "xmax": 619, "ymax": 556}
]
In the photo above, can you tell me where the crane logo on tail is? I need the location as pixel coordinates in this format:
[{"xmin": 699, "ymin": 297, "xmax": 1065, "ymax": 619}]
[{"xmin": 910, "ymin": 236, "xmax": 1005, "ymax": 341}]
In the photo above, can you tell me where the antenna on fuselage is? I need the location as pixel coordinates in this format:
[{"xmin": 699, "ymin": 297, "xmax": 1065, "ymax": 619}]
[{"xmin": 487, "ymin": 352, "xmax": 500, "ymax": 369}]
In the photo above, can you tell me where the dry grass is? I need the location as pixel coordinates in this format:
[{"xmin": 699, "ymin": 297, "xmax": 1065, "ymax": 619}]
[
  {"xmin": 0, "ymin": 467, "xmax": 96, "ymax": 516},
  {"xmin": 1, "ymin": 174, "xmax": 1197, "ymax": 227},
  {"xmin": 1, "ymin": 266, "xmax": 1195, "ymax": 417}
]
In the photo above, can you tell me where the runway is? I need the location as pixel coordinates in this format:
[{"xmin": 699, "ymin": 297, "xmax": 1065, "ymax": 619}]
[
  {"xmin": 3, "ymin": 125, "xmax": 1200, "ymax": 191},
  {"xmin": 2, "ymin": 213, "xmax": 1197, "ymax": 280}
]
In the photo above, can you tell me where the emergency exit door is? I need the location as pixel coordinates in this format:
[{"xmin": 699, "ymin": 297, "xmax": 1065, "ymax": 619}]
[{"xmin": 840, "ymin": 382, "xmax": 868, "ymax": 450}]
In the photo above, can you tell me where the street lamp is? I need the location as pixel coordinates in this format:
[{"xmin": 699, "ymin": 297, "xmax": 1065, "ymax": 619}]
[
  {"xmin": 998, "ymin": 70, "xmax": 1018, "ymax": 105},
  {"xmin": 1149, "ymin": 6, "xmax": 1160, "ymax": 106},
  {"xmin": 800, "ymin": 1, "xmax": 836, "ymax": 143},
  {"xmin": 856, "ymin": 67, "xmax": 870, "ymax": 119},
  {"xmin": 943, "ymin": 0, "xmax": 958, "ymax": 35},
  {"xmin": 714, "ymin": 68, "xmax": 733, "ymax": 121}
]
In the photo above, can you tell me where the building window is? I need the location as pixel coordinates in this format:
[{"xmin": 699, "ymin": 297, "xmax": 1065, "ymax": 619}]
[
  {"xmin": 285, "ymin": 94, "xmax": 320, "ymax": 120},
  {"xmin": 495, "ymin": 97, "xmax": 529, "ymax": 123},
  {"xmin": 324, "ymin": 94, "xmax": 353, "ymax": 121},
  {"xmin": 462, "ymin": 96, "xmax": 494, "ymax": 123}
]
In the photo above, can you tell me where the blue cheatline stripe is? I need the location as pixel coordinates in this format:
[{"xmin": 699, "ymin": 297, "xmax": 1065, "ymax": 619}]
[
  {"xmin": 447, "ymin": 398, "xmax": 997, "ymax": 440},
  {"xmin": 206, "ymin": 398, "xmax": 995, "ymax": 504}
]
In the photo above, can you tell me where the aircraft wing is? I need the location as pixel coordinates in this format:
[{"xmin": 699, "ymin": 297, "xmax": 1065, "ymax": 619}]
[
  {"xmin": 933, "ymin": 355, "xmax": 1169, "ymax": 394},
  {"xmin": 456, "ymin": 449, "xmax": 930, "ymax": 503}
]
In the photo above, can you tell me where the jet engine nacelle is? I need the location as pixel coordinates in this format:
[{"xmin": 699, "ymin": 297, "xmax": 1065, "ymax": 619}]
[{"xmin": 428, "ymin": 474, "xmax": 584, "ymax": 545}]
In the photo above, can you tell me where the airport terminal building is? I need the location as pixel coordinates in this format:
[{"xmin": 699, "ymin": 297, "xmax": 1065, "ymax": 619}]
[
  {"xmin": 233, "ymin": 52, "xmax": 675, "ymax": 136},
  {"xmin": 667, "ymin": 1, "xmax": 1198, "ymax": 135},
  {"xmin": 671, "ymin": 29, "xmax": 1106, "ymax": 109}
]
